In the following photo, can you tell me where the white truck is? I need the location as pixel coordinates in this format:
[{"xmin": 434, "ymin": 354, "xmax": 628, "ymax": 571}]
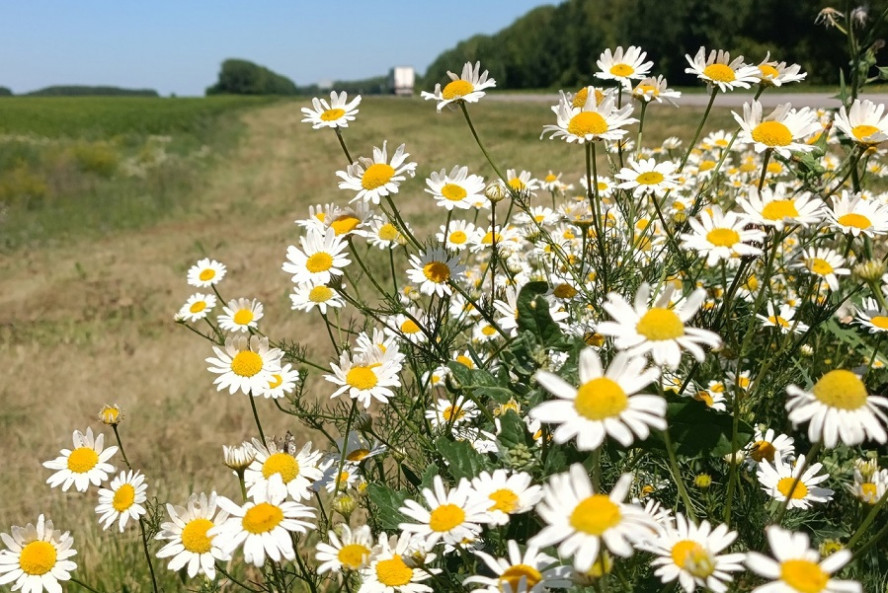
[{"xmin": 388, "ymin": 66, "xmax": 415, "ymax": 96}]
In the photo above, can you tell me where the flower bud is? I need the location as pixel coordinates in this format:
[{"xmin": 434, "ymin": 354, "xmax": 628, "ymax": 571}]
[
  {"xmin": 485, "ymin": 182, "xmax": 508, "ymax": 203},
  {"xmin": 98, "ymin": 404, "xmax": 122, "ymax": 426}
]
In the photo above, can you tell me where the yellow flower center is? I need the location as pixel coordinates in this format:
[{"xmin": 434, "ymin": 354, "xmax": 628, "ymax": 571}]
[
  {"xmin": 268, "ymin": 373, "xmax": 283, "ymax": 389},
  {"xmin": 780, "ymin": 559, "xmax": 828, "ymax": 593},
  {"xmin": 636, "ymin": 307, "xmax": 685, "ymax": 340},
  {"xmin": 189, "ymin": 301, "xmax": 207, "ymax": 314},
  {"xmin": 309, "ymin": 285, "xmax": 334, "ymax": 303},
  {"xmin": 570, "ymin": 494, "xmax": 621, "ymax": 535},
  {"xmin": 378, "ymin": 223, "xmax": 399, "ymax": 242},
  {"xmin": 242, "ymin": 502, "xmax": 283, "ymax": 534},
  {"xmin": 568, "ymin": 112, "xmax": 608, "ymax": 137},
  {"xmin": 671, "ymin": 540, "xmax": 715, "ymax": 577},
  {"xmin": 702, "ymin": 63, "xmax": 736, "ymax": 83},
  {"xmin": 429, "ymin": 504, "xmax": 466, "ymax": 532},
  {"xmin": 634, "ymin": 84, "xmax": 659, "ymax": 97},
  {"xmin": 19, "ymin": 541, "xmax": 57, "ymax": 576},
  {"xmin": 449, "ymin": 230, "xmax": 468, "ymax": 244},
  {"xmin": 574, "ymin": 377, "xmax": 628, "ymax": 420},
  {"xmin": 113, "ymin": 483, "xmax": 136, "ymax": 512},
  {"xmin": 695, "ymin": 391, "xmax": 715, "ymax": 407},
  {"xmin": 338, "ymin": 543, "xmax": 370, "ymax": 570},
  {"xmin": 500, "ymin": 564, "xmax": 543, "ymax": 591},
  {"xmin": 759, "ymin": 64, "xmax": 779, "ymax": 79},
  {"xmin": 750, "ymin": 440, "xmax": 777, "ymax": 463},
  {"xmin": 861, "ymin": 482, "xmax": 879, "ymax": 503},
  {"xmin": 233, "ymin": 309, "xmax": 254, "ymax": 326},
  {"xmin": 509, "ymin": 178, "xmax": 525, "ymax": 191},
  {"xmin": 481, "ymin": 325, "xmax": 497, "ymax": 336},
  {"xmin": 376, "ymin": 555, "xmax": 413, "ymax": 586},
  {"xmin": 837, "ymin": 213, "xmax": 872, "ymax": 230},
  {"xmin": 488, "ymin": 489, "xmax": 519, "ymax": 513},
  {"xmin": 610, "ymin": 63, "xmax": 634, "ymax": 77},
  {"xmin": 481, "ymin": 231, "xmax": 502, "ymax": 245},
  {"xmin": 636, "ymin": 171, "xmax": 665, "ymax": 185},
  {"xmin": 553, "ymin": 283, "xmax": 578, "ymax": 299},
  {"xmin": 181, "ymin": 518, "xmax": 214, "ymax": 554},
  {"xmin": 361, "ymin": 163, "xmax": 395, "ymax": 190},
  {"xmin": 455, "ymin": 354, "xmax": 474, "ymax": 368},
  {"xmin": 751, "ymin": 121, "xmax": 793, "ymax": 147},
  {"xmin": 442, "ymin": 79, "xmax": 474, "ymax": 100},
  {"xmin": 331, "ymin": 215, "xmax": 361, "ymax": 236},
  {"xmin": 545, "ymin": 173, "xmax": 558, "ymax": 182},
  {"xmin": 870, "ymin": 316, "xmax": 888, "ymax": 330},
  {"xmin": 852, "ymin": 124, "xmax": 880, "ymax": 142},
  {"xmin": 423, "ymin": 261, "xmax": 451, "ymax": 284},
  {"xmin": 67, "ymin": 447, "xmax": 99, "ymax": 473},
  {"xmin": 811, "ymin": 369, "xmax": 868, "ymax": 410},
  {"xmin": 441, "ymin": 183, "xmax": 467, "ymax": 202},
  {"xmin": 230, "ymin": 351, "xmax": 263, "ymax": 377},
  {"xmin": 777, "ymin": 477, "xmax": 809, "ymax": 499},
  {"xmin": 401, "ymin": 319, "xmax": 421, "ymax": 334},
  {"xmin": 761, "ymin": 199, "xmax": 799, "ymax": 220},
  {"xmin": 442, "ymin": 405, "xmax": 466, "ymax": 421},
  {"xmin": 305, "ymin": 252, "xmax": 334, "ymax": 273},
  {"xmin": 199, "ymin": 269, "xmax": 215, "ymax": 282},
  {"xmin": 100, "ymin": 406, "xmax": 120, "ymax": 424},
  {"xmin": 346, "ymin": 366, "xmax": 378, "ymax": 390},
  {"xmin": 262, "ymin": 452, "xmax": 300, "ymax": 483},
  {"xmin": 573, "ymin": 87, "xmax": 589, "ymax": 108},
  {"xmin": 808, "ymin": 258, "xmax": 834, "ymax": 275},
  {"xmin": 706, "ymin": 227, "xmax": 740, "ymax": 247},
  {"xmin": 346, "ymin": 448, "xmax": 371, "ymax": 462},
  {"xmin": 320, "ymin": 108, "xmax": 345, "ymax": 122},
  {"xmin": 768, "ymin": 161, "xmax": 784, "ymax": 174}
]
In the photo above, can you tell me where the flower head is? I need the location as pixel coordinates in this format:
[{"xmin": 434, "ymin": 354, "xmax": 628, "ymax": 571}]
[
  {"xmin": 685, "ymin": 47, "xmax": 760, "ymax": 92},
  {"xmin": 301, "ymin": 91, "xmax": 361, "ymax": 129},
  {"xmin": 421, "ymin": 61, "xmax": 496, "ymax": 110},
  {"xmin": 0, "ymin": 515, "xmax": 77, "ymax": 593},
  {"xmin": 43, "ymin": 427, "xmax": 118, "ymax": 492}
]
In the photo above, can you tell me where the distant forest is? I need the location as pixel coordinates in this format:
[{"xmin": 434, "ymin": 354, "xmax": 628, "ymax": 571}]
[{"xmin": 424, "ymin": 0, "xmax": 885, "ymax": 89}]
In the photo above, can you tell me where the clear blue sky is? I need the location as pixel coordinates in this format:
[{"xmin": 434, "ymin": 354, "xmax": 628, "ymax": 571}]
[{"xmin": 0, "ymin": 1, "xmax": 555, "ymax": 96}]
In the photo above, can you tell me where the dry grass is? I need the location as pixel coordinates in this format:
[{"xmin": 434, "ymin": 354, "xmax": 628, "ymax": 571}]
[{"xmin": 0, "ymin": 96, "xmax": 737, "ymax": 558}]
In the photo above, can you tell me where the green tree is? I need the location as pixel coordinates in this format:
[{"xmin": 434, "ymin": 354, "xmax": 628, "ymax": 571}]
[{"xmin": 206, "ymin": 59, "xmax": 297, "ymax": 95}]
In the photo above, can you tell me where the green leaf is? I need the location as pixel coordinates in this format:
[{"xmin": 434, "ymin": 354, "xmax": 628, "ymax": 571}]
[
  {"xmin": 666, "ymin": 400, "xmax": 753, "ymax": 458},
  {"xmin": 435, "ymin": 436, "xmax": 486, "ymax": 480},
  {"xmin": 516, "ymin": 281, "xmax": 562, "ymax": 344},
  {"xmin": 497, "ymin": 409, "xmax": 528, "ymax": 449},
  {"xmin": 446, "ymin": 361, "xmax": 516, "ymax": 405},
  {"xmin": 367, "ymin": 483, "xmax": 408, "ymax": 530}
]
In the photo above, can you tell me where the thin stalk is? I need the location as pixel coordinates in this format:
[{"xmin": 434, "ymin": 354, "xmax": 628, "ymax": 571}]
[
  {"xmin": 334, "ymin": 401, "xmax": 359, "ymax": 492},
  {"xmin": 248, "ymin": 393, "xmax": 267, "ymax": 447},
  {"xmin": 679, "ymin": 87, "xmax": 719, "ymax": 171},
  {"xmin": 635, "ymin": 101, "xmax": 648, "ymax": 154},
  {"xmin": 216, "ymin": 563, "xmax": 260, "ymax": 592},
  {"xmin": 489, "ymin": 200, "xmax": 497, "ymax": 303},
  {"xmin": 70, "ymin": 578, "xmax": 105, "ymax": 593},
  {"xmin": 847, "ymin": 487, "xmax": 888, "ymax": 549},
  {"xmin": 459, "ymin": 102, "xmax": 508, "ymax": 186},
  {"xmin": 111, "ymin": 425, "xmax": 131, "ymax": 469},
  {"xmin": 757, "ymin": 149, "xmax": 773, "ymax": 192},
  {"xmin": 775, "ymin": 441, "xmax": 823, "ymax": 524},
  {"xmin": 334, "ymin": 127, "xmax": 353, "ymax": 166},
  {"xmin": 661, "ymin": 428, "xmax": 697, "ymax": 522},
  {"xmin": 138, "ymin": 517, "xmax": 160, "ymax": 593}
]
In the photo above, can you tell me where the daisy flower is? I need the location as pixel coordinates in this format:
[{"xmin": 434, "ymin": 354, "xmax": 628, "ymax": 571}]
[
  {"xmin": 337, "ymin": 432, "xmax": 387, "ymax": 464},
  {"xmin": 650, "ymin": 513, "xmax": 746, "ymax": 593},
  {"xmin": 594, "ymin": 46, "xmax": 653, "ymax": 86},
  {"xmin": 175, "ymin": 293, "xmax": 217, "ymax": 322},
  {"xmin": 223, "ymin": 441, "xmax": 257, "ymax": 473},
  {"xmin": 316, "ymin": 524, "xmax": 374, "ymax": 574},
  {"xmin": 791, "ymin": 247, "xmax": 849, "ymax": 292},
  {"xmin": 406, "ymin": 248, "xmax": 465, "ymax": 297},
  {"xmin": 470, "ymin": 470, "xmax": 542, "ymax": 526},
  {"xmin": 529, "ymin": 465, "xmax": 656, "ymax": 572},
  {"xmin": 436, "ymin": 219, "xmax": 477, "ymax": 251},
  {"xmin": 398, "ymin": 475, "xmax": 491, "ymax": 548},
  {"xmin": 826, "ymin": 191, "xmax": 888, "ymax": 237},
  {"xmin": 211, "ymin": 476, "xmax": 316, "ymax": 568},
  {"xmin": 425, "ymin": 395, "xmax": 479, "ymax": 429},
  {"xmin": 757, "ymin": 454, "xmax": 834, "ymax": 510},
  {"xmin": 384, "ymin": 310, "xmax": 428, "ymax": 345},
  {"xmin": 541, "ymin": 92, "xmax": 637, "ymax": 144},
  {"xmin": 217, "ymin": 297, "xmax": 263, "ymax": 334},
  {"xmin": 786, "ymin": 369, "xmax": 888, "ymax": 447},
  {"xmin": 737, "ymin": 184, "xmax": 824, "ymax": 230},
  {"xmin": 679, "ymin": 206, "xmax": 765, "ymax": 267},
  {"xmin": 244, "ymin": 440, "xmax": 325, "ymax": 502},
  {"xmin": 848, "ymin": 460, "xmax": 888, "ymax": 504},
  {"xmin": 155, "ymin": 492, "xmax": 230, "ymax": 580},
  {"xmin": 746, "ymin": 525, "xmax": 861, "ymax": 593},
  {"xmin": 531, "ymin": 349, "xmax": 665, "ymax": 450},
  {"xmin": 464, "ymin": 540, "xmax": 572, "ymax": 593},
  {"xmin": 631, "ymin": 75, "xmax": 681, "ymax": 105},
  {"xmin": 425, "ymin": 166, "xmax": 486, "ymax": 210},
  {"xmin": 325, "ymin": 203, "xmax": 372, "ymax": 238},
  {"xmin": 597, "ymin": 283, "xmax": 722, "ymax": 370},
  {"xmin": 326, "ymin": 350, "xmax": 402, "ymax": 408},
  {"xmin": 264, "ymin": 363, "xmax": 301, "ymax": 399},
  {"xmin": 43, "ymin": 427, "xmax": 118, "ymax": 492},
  {"xmin": 283, "ymin": 227, "xmax": 351, "ymax": 286},
  {"xmin": 755, "ymin": 53, "xmax": 807, "ymax": 87},
  {"xmin": 503, "ymin": 169, "xmax": 541, "ymax": 195},
  {"xmin": 289, "ymin": 282, "xmax": 345, "ymax": 315},
  {"xmin": 684, "ymin": 47, "xmax": 761, "ymax": 92},
  {"xmin": 833, "ymin": 98, "xmax": 888, "ymax": 145},
  {"xmin": 187, "ymin": 258, "xmax": 226, "ymax": 288},
  {"xmin": 757, "ymin": 302, "xmax": 809, "ymax": 334},
  {"xmin": 337, "ymin": 141, "xmax": 417, "ymax": 205},
  {"xmin": 615, "ymin": 158, "xmax": 679, "ymax": 198},
  {"xmin": 421, "ymin": 61, "xmax": 496, "ymax": 110},
  {"xmin": 0, "ymin": 515, "xmax": 77, "ymax": 593},
  {"xmin": 855, "ymin": 297, "xmax": 888, "ymax": 333},
  {"xmin": 96, "ymin": 470, "xmax": 148, "ymax": 532},
  {"xmin": 366, "ymin": 216, "xmax": 404, "ymax": 249},
  {"xmin": 206, "ymin": 335, "xmax": 282, "ymax": 396},
  {"xmin": 734, "ymin": 101, "xmax": 821, "ymax": 158},
  {"xmin": 359, "ymin": 532, "xmax": 438, "ymax": 593},
  {"xmin": 744, "ymin": 427, "xmax": 795, "ymax": 469},
  {"xmin": 301, "ymin": 90, "xmax": 361, "ymax": 129}
]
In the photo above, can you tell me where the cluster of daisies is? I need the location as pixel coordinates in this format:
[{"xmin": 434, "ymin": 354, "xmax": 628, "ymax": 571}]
[{"xmin": 9, "ymin": 42, "xmax": 888, "ymax": 593}]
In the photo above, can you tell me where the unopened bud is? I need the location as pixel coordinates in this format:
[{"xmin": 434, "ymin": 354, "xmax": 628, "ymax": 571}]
[
  {"xmin": 853, "ymin": 260, "xmax": 886, "ymax": 282},
  {"xmin": 485, "ymin": 182, "xmax": 508, "ymax": 203},
  {"xmin": 98, "ymin": 404, "xmax": 122, "ymax": 426},
  {"xmin": 332, "ymin": 494, "xmax": 358, "ymax": 517},
  {"xmin": 223, "ymin": 441, "xmax": 257, "ymax": 472}
]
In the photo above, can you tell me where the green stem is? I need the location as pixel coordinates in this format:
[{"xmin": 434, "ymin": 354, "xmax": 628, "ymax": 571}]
[
  {"xmin": 334, "ymin": 127, "xmax": 353, "ymax": 166},
  {"xmin": 138, "ymin": 517, "xmax": 160, "ymax": 593},
  {"xmin": 248, "ymin": 392, "xmax": 268, "ymax": 447},
  {"xmin": 757, "ymin": 149, "xmax": 772, "ymax": 192},
  {"xmin": 334, "ymin": 401, "xmax": 359, "ymax": 492},
  {"xmin": 775, "ymin": 441, "xmax": 823, "ymax": 524},
  {"xmin": 679, "ymin": 87, "xmax": 718, "ymax": 172},
  {"xmin": 216, "ymin": 563, "xmax": 260, "ymax": 592},
  {"xmin": 459, "ymin": 102, "xmax": 509, "ymax": 186},
  {"xmin": 661, "ymin": 428, "xmax": 697, "ymax": 521},
  {"xmin": 111, "ymin": 425, "xmax": 132, "ymax": 470},
  {"xmin": 847, "ymin": 487, "xmax": 888, "ymax": 549},
  {"xmin": 70, "ymin": 578, "xmax": 105, "ymax": 593}
]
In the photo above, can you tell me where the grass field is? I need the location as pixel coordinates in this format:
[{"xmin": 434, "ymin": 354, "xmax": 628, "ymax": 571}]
[{"xmin": 0, "ymin": 95, "xmax": 739, "ymax": 587}]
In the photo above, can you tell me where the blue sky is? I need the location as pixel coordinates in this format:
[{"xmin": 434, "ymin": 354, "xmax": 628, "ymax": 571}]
[{"xmin": 1, "ymin": 1, "xmax": 555, "ymax": 96}]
